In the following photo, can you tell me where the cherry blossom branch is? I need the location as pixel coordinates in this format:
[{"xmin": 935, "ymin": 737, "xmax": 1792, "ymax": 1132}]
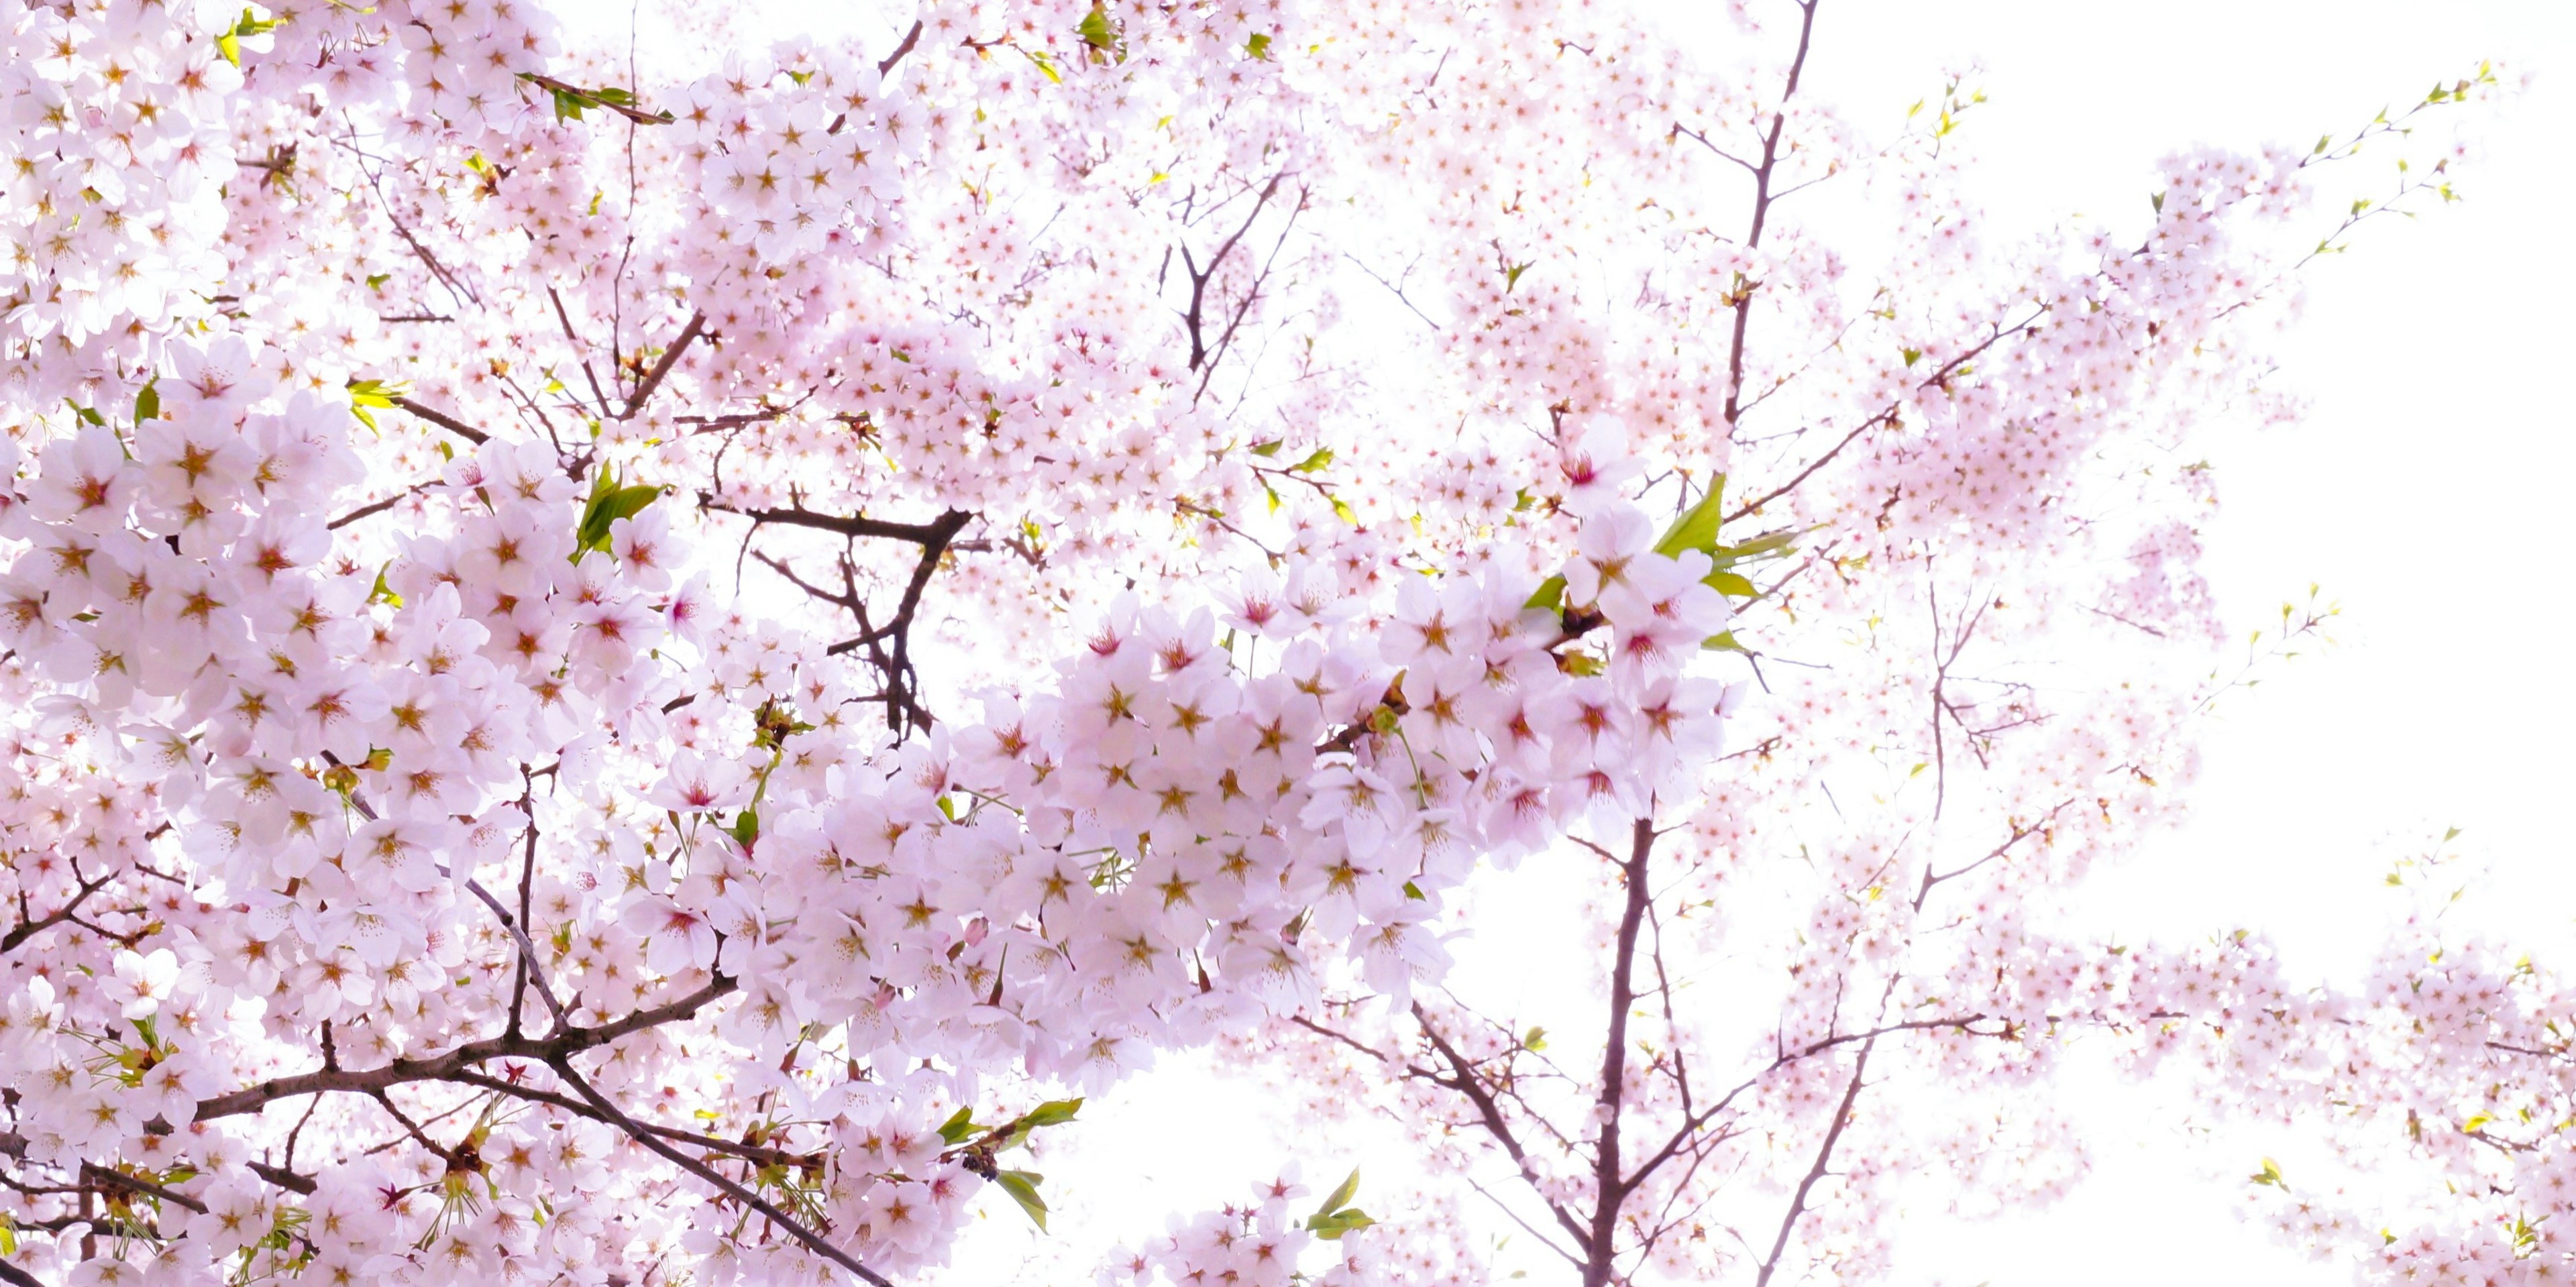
[
  {"xmin": 443, "ymin": 1069, "xmax": 814, "ymax": 1168},
  {"xmin": 1724, "ymin": 309, "xmax": 2043, "ymax": 523},
  {"xmin": 621, "ymin": 311, "xmax": 706, "ymax": 420},
  {"xmin": 545, "ymin": 1053, "xmax": 896, "ymax": 1287},
  {"xmin": 1403, "ymin": 1007, "xmax": 1597, "ymax": 1255},
  {"xmin": 1, "ymin": 860, "xmax": 117, "ymax": 954},
  {"xmin": 466, "ymin": 871, "xmax": 571, "ymax": 1038},
  {"xmin": 1715, "ymin": 0, "xmax": 1819, "ymax": 437},
  {"xmin": 1179, "ymin": 173, "xmax": 1287, "ymax": 373},
  {"xmin": 192, "ymin": 972, "xmax": 738, "ymax": 1122},
  {"xmin": 389, "ymin": 395, "xmax": 492, "ymax": 446},
  {"xmin": 704, "ymin": 498, "xmax": 969, "ymax": 546},
  {"xmin": 548, "ymin": 284, "xmax": 616, "ymax": 419},
  {"xmin": 877, "ymin": 19, "xmax": 924, "ymax": 76},
  {"xmin": 1582, "ymin": 816, "xmax": 1659, "ymax": 1287},
  {"xmin": 1754, "ymin": 1038, "xmax": 1874, "ymax": 1287}
]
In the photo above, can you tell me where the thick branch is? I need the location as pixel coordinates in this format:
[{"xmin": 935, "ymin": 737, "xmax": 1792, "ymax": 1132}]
[
  {"xmin": 1583, "ymin": 817, "xmax": 1658, "ymax": 1287},
  {"xmin": 877, "ymin": 19, "xmax": 924, "ymax": 76},
  {"xmin": 193, "ymin": 973, "xmax": 735, "ymax": 1122},
  {"xmin": 704, "ymin": 498, "xmax": 969, "ymax": 546}
]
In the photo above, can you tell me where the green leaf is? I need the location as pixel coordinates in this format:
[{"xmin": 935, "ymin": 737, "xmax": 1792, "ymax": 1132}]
[
  {"xmin": 1248, "ymin": 439, "xmax": 1284, "ymax": 457},
  {"xmin": 347, "ymin": 377, "xmax": 405, "ymax": 432},
  {"xmin": 1077, "ymin": 4, "xmax": 1120, "ymax": 52},
  {"xmin": 1402, "ymin": 880, "xmax": 1426, "ymax": 900},
  {"xmin": 1705, "ymin": 571, "xmax": 1758, "ymax": 599},
  {"xmin": 575, "ymin": 469, "xmax": 665, "ymax": 555},
  {"xmin": 69, "ymin": 402, "xmax": 106, "ymax": 427},
  {"xmin": 729, "ymin": 808, "xmax": 759, "ymax": 845},
  {"xmin": 1310, "ymin": 1209, "xmax": 1376, "ymax": 1240},
  {"xmin": 368, "ymin": 564, "xmax": 404, "ymax": 610},
  {"xmin": 2248, "ymin": 1158, "xmax": 2288, "ymax": 1190},
  {"xmin": 1701, "ymin": 630, "xmax": 1743, "ymax": 652},
  {"xmin": 1020, "ymin": 1098, "xmax": 1083, "ymax": 1129},
  {"xmin": 1289, "ymin": 447, "xmax": 1333, "ymax": 473},
  {"xmin": 1330, "ymin": 496, "xmax": 1357, "ymax": 526},
  {"xmin": 1245, "ymin": 32, "xmax": 1273, "ymax": 60},
  {"xmin": 365, "ymin": 272, "xmax": 391, "ymax": 292},
  {"xmin": 1524, "ymin": 574, "xmax": 1566, "ymax": 612},
  {"xmin": 1521, "ymin": 1025, "xmax": 1546, "ymax": 1052},
  {"xmin": 346, "ymin": 377, "xmax": 403, "ymax": 409},
  {"xmin": 996, "ymin": 1170, "xmax": 1049, "ymax": 1231},
  {"xmin": 937, "ymin": 1107, "xmax": 979, "ymax": 1145},
  {"xmin": 1651, "ymin": 476, "xmax": 1727, "ymax": 561},
  {"xmin": 1504, "ymin": 262, "xmax": 1530, "ymax": 292},
  {"xmin": 1710, "ymin": 530, "xmax": 1797, "ymax": 568},
  {"xmin": 1310, "ymin": 1168, "xmax": 1361, "ymax": 1225},
  {"xmin": 1026, "ymin": 49, "xmax": 1063, "ymax": 84},
  {"xmin": 133, "ymin": 379, "xmax": 160, "ymax": 425}
]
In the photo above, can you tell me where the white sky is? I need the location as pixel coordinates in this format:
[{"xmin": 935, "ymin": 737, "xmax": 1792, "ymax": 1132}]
[
  {"xmin": 545, "ymin": 0, "xmax": 2576, "ymax": 1278},
  {"xmin": 1827, "ymin": 3, "xmax": 2576, "ymax": 1282}
]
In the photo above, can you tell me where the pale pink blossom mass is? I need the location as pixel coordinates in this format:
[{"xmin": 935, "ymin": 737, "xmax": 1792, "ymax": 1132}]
[{"xmin": 0, "ymin": 0, "xmax": 2540, "ymax": 1284}]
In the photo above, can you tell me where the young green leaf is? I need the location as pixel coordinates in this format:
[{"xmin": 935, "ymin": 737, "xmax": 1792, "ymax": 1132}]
[
  {"xmin": 1310, "ymin": 1168, "xmax": 1361, "ymax": 1225},
  {"xmin": 1077, "ymin": 4, "xmax": 1121, "ymax": 53},
  {"xmin": 1309, "ymin": 1209, "xmax": 1376, "ymax": 1240},
  {"xmin": 1651, "ymin": 476, "xmax": 1727, "ymax": 561},
  {"xmin": 1020, "ymin": 1098, "xmax": 1084, "ymax": 1129},
  {"xmin": 996, "ymin": 1170, "xmax": 1049, "ymax": 1231},
  {"xmin": 1706, "ymin": 571, "xmax": 1758, "ymax": 599}
]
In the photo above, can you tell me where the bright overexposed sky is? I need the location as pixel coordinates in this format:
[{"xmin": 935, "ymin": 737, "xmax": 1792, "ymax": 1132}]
[{"xmin": 1686, "ymin": 3, "xmax": 2576, "ymax": 1283}]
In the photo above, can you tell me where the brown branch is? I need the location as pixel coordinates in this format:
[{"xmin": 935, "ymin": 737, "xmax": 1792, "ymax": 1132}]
[
  {"xmin": 703, "ymin": 498, "xmax": 969, "ymax": 546},
  {"xmin": 1707, "ymin": 0, "xmax": 1820, "ymax": 438},
  {"xmin": 193, "ymin": 972, "xmax": 736, "ymax": 1122},
  {"xmin": 248, "ymin": 1160, "xmax": 317, "ymax": 1196},
  {"xmin": 443, "ymin": 1070, "xmax": 812, "ymax": 1168},
  {"xmin": 390, "ymin": 396, "xmax": 491, "ymax": 446},
  {"xmin": 1582, "ymin": 817, "xmax": 1658, "ymax": 1287},
  {"xmin": 548, "ymin": 285, "xmax": 616, "ymax": 420},
  {"xmin": 79, "ymin": 1163, "xmax": 207, "ymax": 1215},
  {"xmin": 2, "ymin": 863, "xmax": 115, "ymax": 954},
  {"xmin": 621, "ymin": 311, "xmax": 706, "ymax": 420},
  {"xmin": 545, "ymin": 1054, "xmax": 894, "ymax": 1287},
  {"xmin": 1754, "ymin": 1038, "xmax": 1874, "ymax": 1287},
  {"xmin": 877, "ymin": 19, "xmax": 924, "ymax": 76},
  {"xmin": 326, "ymin": 482, "xmax": 433, "ymax": 529},
  {"xmin": 1180, "ymin": 174, "xmax": 1287, "ymax": 372},
  {"xmin": 1405, "ymin": 1007, "xmax": 1599, "ymax": 1256}
]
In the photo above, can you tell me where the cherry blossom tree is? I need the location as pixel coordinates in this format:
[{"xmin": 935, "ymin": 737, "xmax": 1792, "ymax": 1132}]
[{"xmin": 0, "ymin": 0, "xmax": 2533, "ymax": 1282}]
